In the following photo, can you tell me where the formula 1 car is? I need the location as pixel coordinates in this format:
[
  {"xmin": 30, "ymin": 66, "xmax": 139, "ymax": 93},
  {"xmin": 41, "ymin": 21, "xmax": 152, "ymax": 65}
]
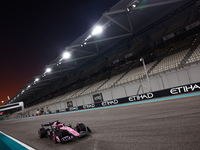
[{"xmin": 38, "ymin": 120, "xmax": 91, "ymax": 143}]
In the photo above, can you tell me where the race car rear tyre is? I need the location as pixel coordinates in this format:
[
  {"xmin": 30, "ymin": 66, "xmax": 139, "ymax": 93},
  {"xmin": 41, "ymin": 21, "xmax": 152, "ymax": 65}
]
[
  {"xmin": 76, "ymin": 123, "xmax": 86, "ymax": 132},
  {"xmin": 38, "ymin": 128, "xmax": 46, "ymax": 138}
]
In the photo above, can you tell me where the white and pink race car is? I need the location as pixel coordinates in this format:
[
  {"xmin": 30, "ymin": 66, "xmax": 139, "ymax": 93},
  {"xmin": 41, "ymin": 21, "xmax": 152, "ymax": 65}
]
[{"xmin": 38, "ymin": 120, "xmax": 91, "ymax": 143}]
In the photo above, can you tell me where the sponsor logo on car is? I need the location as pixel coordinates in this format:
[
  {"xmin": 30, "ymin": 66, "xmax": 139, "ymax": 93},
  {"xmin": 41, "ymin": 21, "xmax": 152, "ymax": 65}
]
[{"xmin": 61, "ymin": 135, "xmax": 73, "ymax": 142}]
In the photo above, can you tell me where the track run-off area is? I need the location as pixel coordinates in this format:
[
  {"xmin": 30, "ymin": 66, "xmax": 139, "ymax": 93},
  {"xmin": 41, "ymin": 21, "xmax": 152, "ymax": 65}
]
[{"xmin": 0, "ymin": 92, "xmax": 200, "ymax": 150}]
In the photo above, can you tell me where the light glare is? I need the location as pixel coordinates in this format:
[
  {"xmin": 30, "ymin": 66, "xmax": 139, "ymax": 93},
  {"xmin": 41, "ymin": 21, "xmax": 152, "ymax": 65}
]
[
  {"xmin": 62, "ymin": 52, "xmax": 71, "ymax": 59},
  {"xmin": 92, "ymin": 26, "xmax": 103, "ymax": 35},
  {"xmin": 46, "ymin": 68, "xmax": 52, "ymax": 73},
  {"xmin": 132, "ymin": 4, "xmax": 136, "ymax": 7}
]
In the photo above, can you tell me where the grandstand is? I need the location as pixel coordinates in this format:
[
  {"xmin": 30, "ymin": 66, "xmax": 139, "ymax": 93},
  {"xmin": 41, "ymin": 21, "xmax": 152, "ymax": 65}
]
[{"xmin": 3, "ymin": 0, "xmax": 200, "ymax": 118}]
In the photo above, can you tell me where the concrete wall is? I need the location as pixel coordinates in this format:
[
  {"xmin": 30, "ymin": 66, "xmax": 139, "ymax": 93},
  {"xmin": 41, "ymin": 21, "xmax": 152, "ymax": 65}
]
[{"xmin": 47, "ymin": 63, "xmax": 200, "ymax": 110}]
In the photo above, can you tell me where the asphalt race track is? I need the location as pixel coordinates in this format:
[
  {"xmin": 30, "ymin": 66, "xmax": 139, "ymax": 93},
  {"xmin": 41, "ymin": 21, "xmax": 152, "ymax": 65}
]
[{"xmin": 0, "ymin": 94, "xmax": 200, "ymax": 150}]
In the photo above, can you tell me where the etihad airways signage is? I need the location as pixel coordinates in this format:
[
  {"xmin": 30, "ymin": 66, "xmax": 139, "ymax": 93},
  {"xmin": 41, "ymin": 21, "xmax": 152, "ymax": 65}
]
[
  {"xmin": 170, "ymin": 84, "xmax": 200, "ymax": 94},
  {"xmin": 48, "ymin": 82, "xmax": 200, "ymax": 115},
  {"xmin": 69, "ymin": 82, "xmax": 200, "ymax": 111},
  {"xmin": 128, "ymin": 93, "xmax": 154, "ymax": 101}
]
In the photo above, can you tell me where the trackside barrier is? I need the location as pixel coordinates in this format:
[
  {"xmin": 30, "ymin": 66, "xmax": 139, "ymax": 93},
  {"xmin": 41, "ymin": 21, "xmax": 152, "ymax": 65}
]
[
  {"xmin": 16, "ymin": 82, "xmax": 200, "ymax": 117},
  {"xmin": 49, "ymin": 82, "xmax": 200, "ymax": 114}
]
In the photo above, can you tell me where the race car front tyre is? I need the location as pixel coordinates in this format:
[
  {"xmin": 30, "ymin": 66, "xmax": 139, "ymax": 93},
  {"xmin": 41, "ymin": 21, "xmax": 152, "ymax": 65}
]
[
  {"xmin": 53, "ymin": 130, "xmax": 62, "ymax": 144},
  {"xmin": 76, "ymin": 123, "xmax": 86, "ymax": 132},
  {"xmin": 87, "ymin": 126, "xmax": 91, "ymax": 133},
  {"xmin": 53, "ymin": 132, "xmax": 56, "ymax": 144},
  {"xmin": 38, "ymin": 128, "xmax": 46, "ymax": 138}
]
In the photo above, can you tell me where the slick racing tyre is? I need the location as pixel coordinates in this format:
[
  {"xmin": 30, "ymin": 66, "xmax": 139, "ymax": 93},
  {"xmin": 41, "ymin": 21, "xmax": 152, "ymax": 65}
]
[
  {"xmin": 87, "ymin": 126, "xmax": 92, "ymax": 133},
  {"xmin": 76, "ymin": 123, "xmax": 86, "ymax": 132},
  {"xmin": 38, "ymin": 128, "xmax": 46, "ymax": 138},
  {"xmin": 53, "ymin": 131, "xmax": 62, "ymax": 144}
]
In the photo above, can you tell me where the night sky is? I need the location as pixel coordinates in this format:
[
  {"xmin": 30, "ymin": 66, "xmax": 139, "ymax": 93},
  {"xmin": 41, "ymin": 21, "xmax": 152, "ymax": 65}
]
[{"xmin": 0, "ymin": 0, "xmax": 120, "ymax": 106}]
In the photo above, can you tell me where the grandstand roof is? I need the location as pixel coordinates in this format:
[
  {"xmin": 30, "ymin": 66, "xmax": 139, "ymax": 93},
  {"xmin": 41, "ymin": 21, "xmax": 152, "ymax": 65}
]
[{"xmin": 10, "ymin": 0, "xmax": 197, "ymax": 104}]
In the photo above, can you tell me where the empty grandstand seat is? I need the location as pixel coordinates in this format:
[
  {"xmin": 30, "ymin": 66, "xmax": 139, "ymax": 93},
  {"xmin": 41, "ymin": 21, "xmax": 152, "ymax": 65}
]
[
  {"xmin": 150, "ymin": 49, "xmax": 190, "ymax": 75},
  {"xmin": 106, "ymin": 73, "xmax": 125, "ymax": 88},
  {"xmin": 150, "ymin": 28, "xmax": 166, "ymax": 40},
  {"xmin": 165, "ymin": 18, "xmax": 187, "ymax": 34},
  {"xmin": 114, "ymin": 62, "xmax": 156, "ymax": 86},
  {"xmin": 81, "ymin": 79, "xmax": 107, "ymax": 95},
  {"xmin": 186, "ymin": 45, "xmax": 200, "ymax": 64}
]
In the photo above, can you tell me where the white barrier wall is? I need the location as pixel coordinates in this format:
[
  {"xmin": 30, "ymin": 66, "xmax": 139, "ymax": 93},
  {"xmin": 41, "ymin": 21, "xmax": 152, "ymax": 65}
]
[
  {"xmin": 187, "ymin": 64, "xmax": 200, "ymax": 83},
  {"xmin": 60, "ymin": 102, "xmax": 66, "ymax": 109},
  {"xmin": 48, "ymin": 63, "xmax": 200, "ymax": 110},
  {"xmin": 82, "ymin": 95, "xmax": 93, "ymax": 104}
]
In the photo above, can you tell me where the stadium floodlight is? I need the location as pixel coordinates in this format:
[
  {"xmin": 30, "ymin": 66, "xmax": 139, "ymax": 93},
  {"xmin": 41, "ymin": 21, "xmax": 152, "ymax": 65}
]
[
  {"xmin": 27, "ymin": 85, "xmax": 31, "ymax": 90},
  {"xmin": 85, "ymin": 35, "xmax": 92, "ymax": 41},
  {"xmin": 46, "ymin": 68, "xmax": 52, "ymax": 73},
  {"xmin": 87, "ymin": 35, "xmax": 92, "ymax": 39},
  {"xmin": 35, "ymin": 78, "xmax": 39, "ymax": 82},
  {"xmin": 132, "ymin": 4, "xmax": 136, "ymax": 7},
  {"xmin": 62, "ymin": 51, "xmax": 71, "ymax": 59},
  {"xmin": 88, "ymin": 35, "xmax": 92, "ymax": 38},
  {"xmin": 92, "ymin": 26, "xmax": 103, "ymax": 35}
]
